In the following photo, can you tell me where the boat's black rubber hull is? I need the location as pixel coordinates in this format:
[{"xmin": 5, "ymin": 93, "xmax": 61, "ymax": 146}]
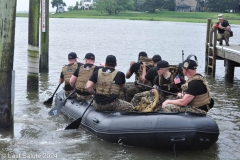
[{"xmin": 56, "ymin": 90, "xmax": 219, "ymax": 150}]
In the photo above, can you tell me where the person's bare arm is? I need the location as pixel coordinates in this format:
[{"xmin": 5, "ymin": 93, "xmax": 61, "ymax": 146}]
[
  {"xmin": 85, "ymin": 80, "xmax": 95, "ymax": 95},
  {"xmin": 69, "ymin": 75, "xmax": 77, "ymax": 88},
  {"xmin": 162, "ymin": 94, "xmax": 194, "ymax": 108},
  {"xmin": 141, "ymin": 62, "xmax": 148, "ymax": 83},
  {"xmin": 59, "ymin": 78, "xmax": 64, "ymax": 84},
  {"xmin": 125, "ymin": 61, "xmax": 135, "ymax": 79},
  {"xmin": 126, "ymin": 70, "xmax": 133, "ymax": 79}
]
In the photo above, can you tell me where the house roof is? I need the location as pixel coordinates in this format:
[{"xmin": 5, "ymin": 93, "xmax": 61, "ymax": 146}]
[{"xmin": 176, "ymin": 0, "xmax": 197, "ymax": 7}]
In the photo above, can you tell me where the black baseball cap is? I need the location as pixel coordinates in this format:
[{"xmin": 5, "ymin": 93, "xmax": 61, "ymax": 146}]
[
  {"xmin": 84, "ymin": 53, "xmax": 95, "ymax": 60},
  {"xmin": 152, "ymin": 55, "xmax": 162, "ymax": 63},
  {"xmin": 138, "ymin": 51, "xmax": 148, "ymax": 58},
  {"xmin": 105, "ymin": 55, "xmax": 117, "ymax": 66},
  {"xmin": 155, "ymin": 60, "xmax": 169, "ymax": 70},
  {"xmin": 68, "ymin": 52, "xmax": 78, "ymax": 59}
]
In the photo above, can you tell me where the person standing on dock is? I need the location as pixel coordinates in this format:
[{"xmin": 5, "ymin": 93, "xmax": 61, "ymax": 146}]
[
  {"xmin": 59, "ymin": 52, "xmax": 83, "ymax": 97},
  {"xmin": 212, "ymin": 14, "xmax": 231, "ymax": 46},
  {"xmin": 70, "ymin": 53, "xmax": 100, "ymax": 102},
  {"xmin": 85, "ymin": 55, "xmax": 134, "ymax": 112},
  {"xmin": 161, "ymin": 55, "xmax": 213, "ymax": 115}
]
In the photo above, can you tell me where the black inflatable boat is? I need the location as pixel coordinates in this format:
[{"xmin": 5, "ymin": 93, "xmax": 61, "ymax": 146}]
[{"xmin": 55, "ymin": 90, "xmax": 219, "ymax": 150}]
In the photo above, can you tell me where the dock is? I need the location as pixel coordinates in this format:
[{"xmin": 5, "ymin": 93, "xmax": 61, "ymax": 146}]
[{"xmin": 205, "ymin": 19, "xmax": 240, "ymax": 82}]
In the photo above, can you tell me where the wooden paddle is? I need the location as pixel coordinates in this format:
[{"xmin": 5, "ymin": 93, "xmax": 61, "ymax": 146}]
[
  {"xmin": 135, "ymin": 81, "xmax": 178, "ymax": 96},
  {"xmin": 44, "ymin": 84, "xmax": 61, "ymax": 104},
  {"xmin": 65, "ymin": 98, "xmax": 94, "ymax": 130},
  {"xmin": 48, "ymin": 89, "xmax": 77, "ymax": 116}
]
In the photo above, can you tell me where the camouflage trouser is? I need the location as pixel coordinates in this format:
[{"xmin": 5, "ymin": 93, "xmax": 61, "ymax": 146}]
[
  {"xmin": 119, "ymin": 82, "xmax": 149, "ymax": 102},
  {"xmin": 217, "ymin": 31, "xmax": 230, "ymax": 42},
  {"xmin": 131, "ymin": 90, "xmax": 165, "ymax": 111},
  {"xmin": 93, "ymin": 99, "xmax": 134, "ymax": 112},
  {"xmin": 163, "ymin": 104, "xmax": 207, "ymax": 115},
  {"xmin": 76, "ymin": 94, "xmax": 92, "ymax": 103},
  {"xmin": 65, "ymin": 90, "xmax": 76, "ymax": 98}
]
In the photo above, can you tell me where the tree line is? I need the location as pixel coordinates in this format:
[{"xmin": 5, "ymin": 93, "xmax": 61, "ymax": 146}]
[{"xmin": 51, "ymin": 0, "xmax": 240, "ymax": 14}]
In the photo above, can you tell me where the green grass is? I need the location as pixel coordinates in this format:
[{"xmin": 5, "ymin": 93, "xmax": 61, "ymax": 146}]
[{"xmin": 16, "ymin": 10, "xmax": 240, "ymax": 24}]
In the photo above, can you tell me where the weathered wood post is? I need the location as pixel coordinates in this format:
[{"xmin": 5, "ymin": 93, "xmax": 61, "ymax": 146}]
[
  {"xmin": 40, "ymin": 0, "xmax": 49, "ymax": 73},
  {"xmin": 212, "ymin": 29, "xmax": 217, "ymax": 77},
  {"xmin": 27, "ymin": 0, "xmax": 40, "ymax": 90},
  {"xmin": 224, "ymin": 60, "xmax": 235, "ymax": 82},
  {"xmin": 205, "ymin": 19, "xmax": 211, "ymax": 72},
  {"xmin": 0, "ymin": 0, "xmax": 16, "ymax": 128}
]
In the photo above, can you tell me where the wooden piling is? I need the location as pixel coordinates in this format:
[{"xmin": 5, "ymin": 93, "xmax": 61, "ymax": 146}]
[
  {"xmin": 40, "ymin": 0, "xmax": 49, "ymax": 73},
  {"xmin": 27, "ymin": 0, "xmax": 40, "ymax": 90},
  {"xmin": 224, "ymin": 59, "xmax": 235, "ymax": 82},
  {"xmin": 0, "ymin": 0, "xmax": 16, "ymax": 128},
  {"xmin": 205, "ymin": 19, "xmax": 211, "ymax": 72}
]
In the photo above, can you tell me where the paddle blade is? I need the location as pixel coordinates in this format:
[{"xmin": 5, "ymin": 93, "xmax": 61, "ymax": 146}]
[
  {"xmin": 48, "ymin": 101, "xmax": 64, "ymax": 116},
  {"xmin": 65, "ymin": 117, "xmax": 82, "ymax": 130},
  {"xmin": 43, "ymin": 97, "xmax": 53, "ymax": 104}
]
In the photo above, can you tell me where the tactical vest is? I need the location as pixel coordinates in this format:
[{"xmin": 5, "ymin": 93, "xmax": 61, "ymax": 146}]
[
  {"xmin": 62, "ymin": 62, "xmax": 78, "ymax": 85},
  {"xmin": 158, "ymin": 65, "xmax": 183, "ymax": 91},
  {"xmin": 181, "ymin": 74, "xmax": 211, "ymax": 108},
  {"xmin": 96, "ymin": 69, "xmax": 121, "ymax": 97},
  {"xmin": 136, "ymin": 56, "xmax": 154, "ymax": 86},
  {"xmin": 75, "ymin": 65, "xmax": 96, "ymax": 92}
]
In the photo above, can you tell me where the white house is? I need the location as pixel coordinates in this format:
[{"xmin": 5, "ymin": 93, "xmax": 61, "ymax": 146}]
[{"xmin": 80, "ymin": 0, "xmax": 98, "ymax": 9}]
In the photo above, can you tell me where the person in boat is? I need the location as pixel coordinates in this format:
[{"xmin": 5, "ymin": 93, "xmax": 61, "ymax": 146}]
[
  {"xmin": 69, "ymin": 53, "xmax": 100, "ymax": 102},
  {"xmin": 59, "ymin": 52, "xmax": 83, "ymax": 97},
  {"xmin": 132, "ymin": 60, "xmax": 185, "ymax": 112},
  {"xmin": 122, "ymin": 51, "xmax": 153, "ymax": 102},
  {"xmin": 85, "ymin": 55, "xmax": 134, "ymax": 112},
  {"xmin": 141, "ymin": 54, "xmax": 162, "ymax": 86},
  {"xmin": 211, "ymin": 14, "xmax": 231, "ymax": 46},
  {"xmin": 161, "ymin": 55, "xmax": 212, "ymax": 115},
  {"xmin": 153, "ymin": 60, "xmax": 185, "ymax": 101}
]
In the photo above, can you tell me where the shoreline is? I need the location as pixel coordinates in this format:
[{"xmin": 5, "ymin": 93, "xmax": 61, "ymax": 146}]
[{"xmin": 16, "ymin": 10, "xmax": 240, "ymax": 25}]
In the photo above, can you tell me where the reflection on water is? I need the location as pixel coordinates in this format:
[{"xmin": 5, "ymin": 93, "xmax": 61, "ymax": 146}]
[{"xmin": 0, "ymin": 18, "xmax": 240, "ymax": 159}]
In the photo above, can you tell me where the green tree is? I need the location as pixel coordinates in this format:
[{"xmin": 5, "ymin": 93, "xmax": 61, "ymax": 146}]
[
  {"xmin": 51, "ymin": 0, "xmax": 66, "ymax": 13},
  {"xmin": 205, "ymin": 0, "xmax": 239, "ymax": 12},
  {"xmin": 162, "ymin": 0, "xmax": 175, "ymax": 11},
  {"xmin": 115, "ymin": 0, "xmax": 134, "ymax": 14},
  {"xmin": 144, "ymin": 0, "xmax": 164, "ymax": 12},
  {"xmin": 96, "ymin": 0, "xmax": 134, "ymax": 15},
  {"xmin": 134, "ymin": 0, "xmax": 146, "ymax": 11},
  {"xmin": 96, "ymin": 0, "xmax": 116, "ymax": 14},
  {"xmin": 74, "ymin": 1, "xmax": 79, "ymax": 10},
  {"xmin": 68, "ymin": 6, "xmax": 74, "ymax": 11}
]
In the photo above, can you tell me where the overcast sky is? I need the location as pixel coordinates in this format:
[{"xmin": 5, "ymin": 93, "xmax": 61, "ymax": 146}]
[{"xmin": 17, "ymin": 0, "xmax": 79, "ymax": 12}]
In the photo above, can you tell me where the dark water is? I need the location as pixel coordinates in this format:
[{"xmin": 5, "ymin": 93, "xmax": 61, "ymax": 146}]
[{"xmin": 0, "ymin": 18, "xmax": 240, "ymax": 159}]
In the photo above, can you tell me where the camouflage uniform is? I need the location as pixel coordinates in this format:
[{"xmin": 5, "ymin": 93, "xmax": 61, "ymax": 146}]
[
  {"xmin": 76, "ymin": 94, "xmax": 92, "ymax": 103},
  {"xmin": 118, "ymin": 82, "xmax": 147, "ymax": 102},
  {"xmin": 131, "ymin": 90, "xmax": 165, "ymax": 111},
  {"xmin": 65, "ymin": 90, "xmax": 76, "ymax": 98},
  {"xmin": 217, "ymin": 30, "xmax": 231, "ymax": 43},
  {"xmin": 93, "ymin": 99, "xmax": 134, "ymax": 112},
  {"xmin": 163, "ymin": 74, "xmax": 211, "ymax": 115},
  {"xmin": 163, "ymin": 104, "xmax": 207, "ymax": 115},
  {"xmin": 121, "ymin": 56, "xmax": 154, "ymax": 102}
]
